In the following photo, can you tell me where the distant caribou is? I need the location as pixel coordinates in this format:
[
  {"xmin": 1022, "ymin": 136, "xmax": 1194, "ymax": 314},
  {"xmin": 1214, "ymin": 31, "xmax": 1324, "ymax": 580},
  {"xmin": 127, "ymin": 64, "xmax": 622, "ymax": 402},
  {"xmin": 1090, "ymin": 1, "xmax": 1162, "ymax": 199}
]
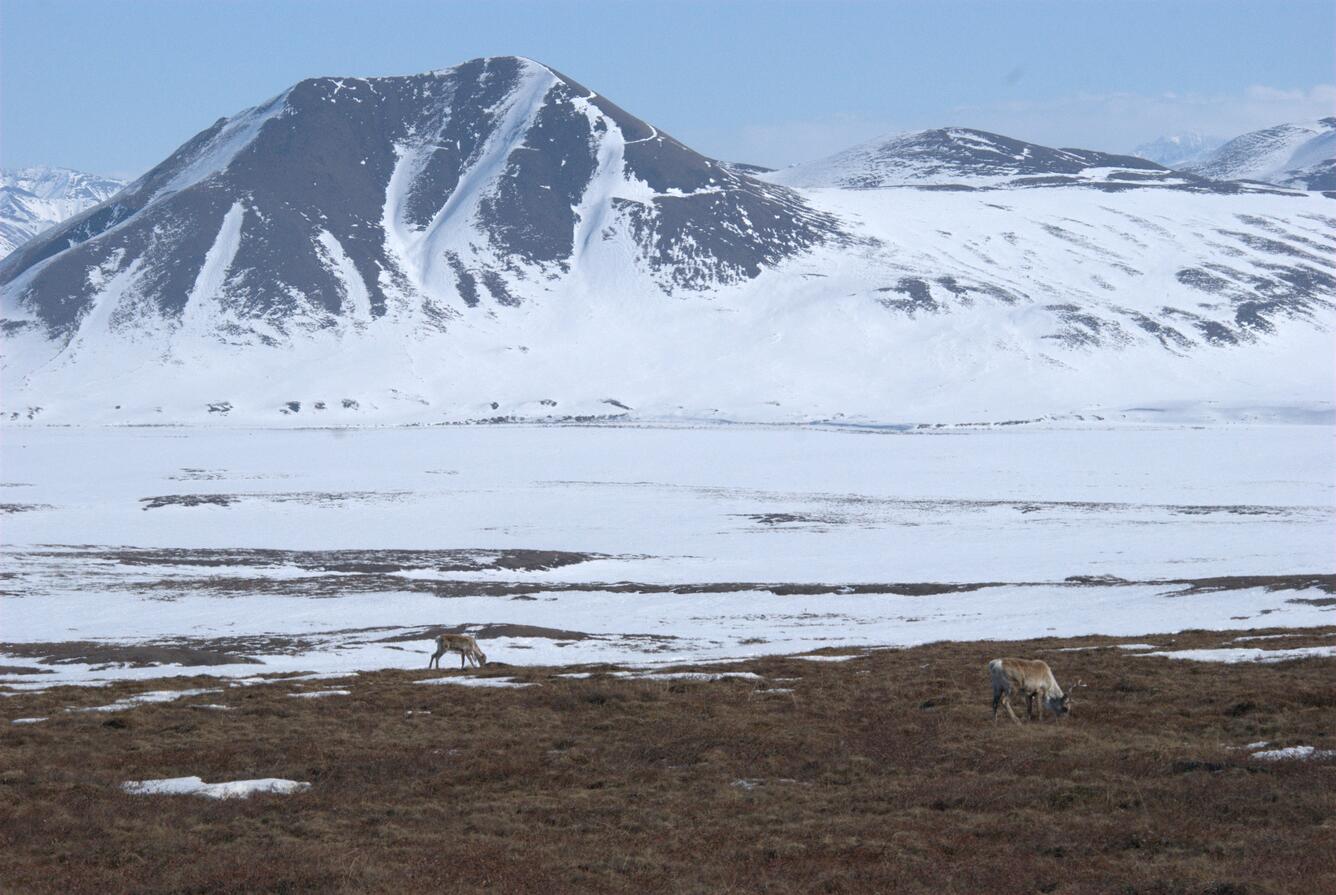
[
  {"xmin": 988, "ymin": 658, "xmax": 1076, "ymax": 724},
  {"xmin": 429, "ymin": 633, "xmax": 487, "ymax": 670}
]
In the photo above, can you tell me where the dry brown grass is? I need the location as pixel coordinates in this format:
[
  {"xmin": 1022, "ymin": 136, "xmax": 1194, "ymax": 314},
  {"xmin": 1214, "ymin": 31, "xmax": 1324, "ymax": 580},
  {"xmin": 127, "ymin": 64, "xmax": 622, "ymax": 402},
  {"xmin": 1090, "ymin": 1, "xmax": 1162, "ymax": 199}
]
[{"xmin": 3, "ymin": 627, "xmax": 1336, "ymax": 894}]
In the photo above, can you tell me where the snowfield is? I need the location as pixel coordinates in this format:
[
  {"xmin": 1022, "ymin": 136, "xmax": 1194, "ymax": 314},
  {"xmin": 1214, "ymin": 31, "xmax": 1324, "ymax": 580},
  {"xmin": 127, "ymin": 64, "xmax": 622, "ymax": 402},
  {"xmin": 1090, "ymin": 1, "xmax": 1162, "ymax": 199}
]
[{"xmin": 2, "ymin": 422, "xmax": 1331, "ymax": 686}]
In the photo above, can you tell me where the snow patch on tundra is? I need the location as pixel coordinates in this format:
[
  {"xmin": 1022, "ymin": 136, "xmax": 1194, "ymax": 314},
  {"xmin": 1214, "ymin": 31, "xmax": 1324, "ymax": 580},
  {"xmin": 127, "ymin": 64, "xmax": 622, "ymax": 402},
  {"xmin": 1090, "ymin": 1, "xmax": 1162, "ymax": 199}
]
[
  {"xmin": 73, "ymin": 688, "xmax": 221, "ymax": 713},
  {"xmin": 416, "ymin": 676, "xmax": 534, "ymax": 688},
  {"xmin": 1249, "ymin": 745, "xmax": 1336, "ymax": 761},
  {"xmin": 122, "ymin": 776, "xmax": 311, "ymax": 799},
  {"xmin": 1142, "ymin": 646, "xmax": 1336, "ymax": 663}
]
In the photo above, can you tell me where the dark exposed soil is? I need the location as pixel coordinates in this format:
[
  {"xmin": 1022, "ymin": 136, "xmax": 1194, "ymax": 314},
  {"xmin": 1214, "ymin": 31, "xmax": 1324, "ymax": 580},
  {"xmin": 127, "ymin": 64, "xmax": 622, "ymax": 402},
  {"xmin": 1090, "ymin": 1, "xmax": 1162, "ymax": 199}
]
[
  {"xmin": 139, "ymin": 494, "xmax": 237, "ymax": 510},
  {"xmin": 66, "ymin": 546, "xmax": 608, "ymax": 574},
  {"xmin": 0, "ymin": 642, "xmax": 262, "ymax": 668},
  {"xmin": 0, "ymin": 664, "xmax": 53, "ymax": 675},
  {"xmin": 735, "ymin": 512, "xmax": 843, "ymax": 526},
  {"xmin": 1164, "ymin": 574, "xmax": 1336, "ymax": 596},
  {"xmin": 139, "ymin": 491, "xmax": 415, "ymax": 510},
  {"xmin": 0, "ymin": 503, "xmax": 52, "ymax": 514}
]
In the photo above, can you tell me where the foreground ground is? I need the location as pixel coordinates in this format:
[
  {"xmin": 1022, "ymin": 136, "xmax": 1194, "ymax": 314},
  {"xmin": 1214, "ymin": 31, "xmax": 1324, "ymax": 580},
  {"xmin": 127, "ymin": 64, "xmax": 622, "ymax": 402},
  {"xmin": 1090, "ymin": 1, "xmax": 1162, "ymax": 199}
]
[{"xmin": 3, "ymin": 626, "xmax": 1335, "ymax": 894}]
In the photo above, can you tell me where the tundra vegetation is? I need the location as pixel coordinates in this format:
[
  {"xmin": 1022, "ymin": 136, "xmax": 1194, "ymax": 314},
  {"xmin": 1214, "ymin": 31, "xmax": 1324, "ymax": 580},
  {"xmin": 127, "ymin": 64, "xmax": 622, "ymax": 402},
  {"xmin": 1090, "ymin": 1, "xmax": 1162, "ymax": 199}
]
[{"xmin": 2, "ymin": 627, "xmax": 1335, "ymax": 893}]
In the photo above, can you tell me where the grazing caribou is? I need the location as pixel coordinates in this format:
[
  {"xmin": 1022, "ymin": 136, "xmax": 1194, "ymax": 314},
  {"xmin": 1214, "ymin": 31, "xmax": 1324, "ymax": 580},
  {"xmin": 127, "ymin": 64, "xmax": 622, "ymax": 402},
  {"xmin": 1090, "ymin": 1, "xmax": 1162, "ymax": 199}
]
[
  {"xmin": 988, "ymin": 658, "xmax": 1074, "ymax": 724},
  {"xmin": 429, "ymin": 633, "xmax": 487, "ymax": 670}
]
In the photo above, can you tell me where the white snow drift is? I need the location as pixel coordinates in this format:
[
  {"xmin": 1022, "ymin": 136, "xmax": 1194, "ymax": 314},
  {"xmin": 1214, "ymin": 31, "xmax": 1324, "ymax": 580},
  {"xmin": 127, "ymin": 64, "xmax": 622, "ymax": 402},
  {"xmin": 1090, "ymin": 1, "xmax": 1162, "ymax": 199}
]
[{"xmin": 121, "ymin": 776, "xmax": 311, "ymax": 799}]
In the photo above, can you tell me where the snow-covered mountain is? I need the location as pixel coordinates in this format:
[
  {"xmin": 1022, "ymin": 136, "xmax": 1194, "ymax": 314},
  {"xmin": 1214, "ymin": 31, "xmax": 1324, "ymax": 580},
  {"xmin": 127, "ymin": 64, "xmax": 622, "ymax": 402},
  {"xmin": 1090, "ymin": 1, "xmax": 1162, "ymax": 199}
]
[
  {"xmin": 1132, "ymin": 133, "xmax": 1224, "ymax": 168},
  {"xmin": 1183, "ymin": 119, "xmax": 1336, "ymax": 191},
  {"xmin": 0, "ymin": 167, "xmax": 125, "ymax": 259},
  {"xmin": 1, "ymin": 58, "xmax": 1332, "ymax": 426},
  {"xmin": 3, "ymin": 57, "xmax": 838, "ymax": 338}
]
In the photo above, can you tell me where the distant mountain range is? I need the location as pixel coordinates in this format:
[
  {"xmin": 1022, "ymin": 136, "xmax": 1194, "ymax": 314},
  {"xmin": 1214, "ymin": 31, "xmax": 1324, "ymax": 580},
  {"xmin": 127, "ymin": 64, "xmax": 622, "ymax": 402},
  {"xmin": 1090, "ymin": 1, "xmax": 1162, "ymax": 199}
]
[
  {"xmin": 766, "ymin": 126, "xmax": 1263, "ymax": 194},
  {"xmin": 1132, "ymin": 133, "xmax": 1224, "ymax": 168},
  {"xmin": 0, "ymin": 167, "xmax": 125, "ymax": 259},
  {"xmin": 1, "ymin": 58, "xmax": 1331, "ymax": 425}
]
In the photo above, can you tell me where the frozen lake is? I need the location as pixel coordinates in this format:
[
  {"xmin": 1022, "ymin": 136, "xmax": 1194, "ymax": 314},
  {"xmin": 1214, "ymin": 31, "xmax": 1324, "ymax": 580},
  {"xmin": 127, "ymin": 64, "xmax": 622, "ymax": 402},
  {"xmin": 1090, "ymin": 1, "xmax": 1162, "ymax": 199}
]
[{"xmin": 2, "ymin": 423, "xmax": 1333, "ymax": 684}]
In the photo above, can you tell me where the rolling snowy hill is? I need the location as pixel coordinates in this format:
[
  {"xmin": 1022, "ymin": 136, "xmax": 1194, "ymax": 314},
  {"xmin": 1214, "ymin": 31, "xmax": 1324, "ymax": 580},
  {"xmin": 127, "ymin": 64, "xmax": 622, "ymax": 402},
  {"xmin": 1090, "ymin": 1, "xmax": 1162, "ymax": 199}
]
[
  {"xmin": 1, "ymin": 58, "xmax": 1332, "ymax": 425},
  {"xmin": 1183, "ymin": 119, "xmax": 1336, "ymax": 191},
  {"xmin": 0, "ymin": 167, "xmax": 125, "ymax": 259}
]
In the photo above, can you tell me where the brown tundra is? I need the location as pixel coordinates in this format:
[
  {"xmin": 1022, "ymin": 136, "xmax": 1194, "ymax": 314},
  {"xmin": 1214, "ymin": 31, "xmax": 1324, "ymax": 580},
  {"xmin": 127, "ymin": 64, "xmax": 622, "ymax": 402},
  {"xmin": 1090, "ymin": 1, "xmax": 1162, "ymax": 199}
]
[
  {"xmin": 989, "ymin": 658, "xmax": 1073, "ymax": 724},
  {"xmin": 428, "ymin": 633, "xmax": 487, "ymax": 670}
]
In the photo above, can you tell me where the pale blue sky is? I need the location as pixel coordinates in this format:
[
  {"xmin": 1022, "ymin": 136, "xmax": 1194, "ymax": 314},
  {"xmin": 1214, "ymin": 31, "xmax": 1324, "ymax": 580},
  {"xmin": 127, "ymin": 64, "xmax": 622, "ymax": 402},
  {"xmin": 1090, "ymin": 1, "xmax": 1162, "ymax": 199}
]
[{"xmin": 2, "ymin": 0, "xmax": 1332, "ymax": 177}]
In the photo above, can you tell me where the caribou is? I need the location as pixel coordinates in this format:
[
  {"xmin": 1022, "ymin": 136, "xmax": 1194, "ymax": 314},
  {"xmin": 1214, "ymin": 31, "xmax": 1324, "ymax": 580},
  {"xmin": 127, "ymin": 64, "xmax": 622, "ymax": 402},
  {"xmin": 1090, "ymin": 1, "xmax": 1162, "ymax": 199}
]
[
  {"xmin": 988, "ymin": 658, "xmax": 1076, "ymax": 724},
  {"xmin": 428, "ymin": 633, "xmax": 487, "ymax": 670}
]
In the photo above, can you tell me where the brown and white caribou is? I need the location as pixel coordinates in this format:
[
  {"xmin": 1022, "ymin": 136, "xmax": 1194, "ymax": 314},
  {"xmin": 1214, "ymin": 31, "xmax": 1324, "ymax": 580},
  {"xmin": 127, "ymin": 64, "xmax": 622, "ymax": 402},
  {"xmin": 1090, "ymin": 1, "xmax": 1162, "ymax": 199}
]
[
  {"xmin": 428, "ymin": 633, "xmax": 487, "ymax": 670},
  {"xmin": 988, "ymin": 658, "xmax": 1076, "ymax": 724}
]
